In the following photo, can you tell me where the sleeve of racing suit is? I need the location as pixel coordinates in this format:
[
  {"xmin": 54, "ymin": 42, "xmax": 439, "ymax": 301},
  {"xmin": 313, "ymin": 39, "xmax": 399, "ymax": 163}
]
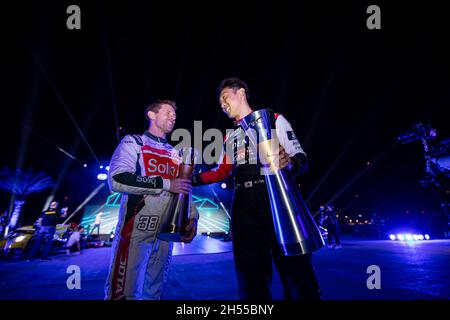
[
  {"xmin": 192, "ymin": 138, "xmax": 234, "ymax": 186},
  {"xmin": 108, "ymin": 135, "xmax": 171, "ymax": 195},
  {"xmin": 276, "ymin": 114, "xmax": 308, "ymax": 176}
]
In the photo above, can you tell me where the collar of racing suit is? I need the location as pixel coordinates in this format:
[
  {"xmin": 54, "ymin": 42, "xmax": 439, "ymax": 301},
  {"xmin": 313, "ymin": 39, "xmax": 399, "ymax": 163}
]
[
  {"xmin": 233, "ymin": 109, "xmax": 255, "ymax": 128},
  {"xmin": 144, "ymin": 131, "xmax": 167, "ymax": 144}
]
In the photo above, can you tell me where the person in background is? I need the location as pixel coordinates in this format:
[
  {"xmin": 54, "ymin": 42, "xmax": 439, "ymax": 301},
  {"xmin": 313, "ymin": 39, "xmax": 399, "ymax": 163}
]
[
  {"xmin": 322, "ymin": 204, "xmax": 342, "ymax": 249},
  {"xmin": 66, "ymin": 226, "xmax": 85, "ymax": 255},
  {"xmin": 27, "ymin": 201, "xmax": 68, "ymax": 260},
  {"xmin": 0, "ymin": 211, "xmax": 8, "ymax": 238},
  {"xmin": 90, "ymin": 211, "xmax": 103, "ymax": 237}
]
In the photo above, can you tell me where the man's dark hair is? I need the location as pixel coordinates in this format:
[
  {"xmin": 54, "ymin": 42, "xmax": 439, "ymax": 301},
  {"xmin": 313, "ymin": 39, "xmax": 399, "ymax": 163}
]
[
  {"xmin": 145, "ymin": 100, "xmax": 177, "ymax": 121},
  {"xmin": 217, "ymin": 78, "xmax": 250, "ymax": 101}
]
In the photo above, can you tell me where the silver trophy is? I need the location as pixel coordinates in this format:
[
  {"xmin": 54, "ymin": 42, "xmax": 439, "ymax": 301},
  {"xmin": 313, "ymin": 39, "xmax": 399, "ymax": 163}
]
[
  {"xmin": 239, "ymin": 109, "xmax": 324, "ymax": 255},
  {"xmin": 157, "ymin": 147, "xmax": 196, "ymax": 242}
]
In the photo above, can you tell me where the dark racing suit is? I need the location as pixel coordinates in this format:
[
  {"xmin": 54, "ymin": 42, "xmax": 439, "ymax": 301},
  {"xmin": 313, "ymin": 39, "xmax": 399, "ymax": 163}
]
[
  {"xmin": 105, "ymin": 131, "xmax": 198, "ymax": 300},
  {"xmin": 193, "ymin": 111, "xmax": 321, "ymax": 300}
]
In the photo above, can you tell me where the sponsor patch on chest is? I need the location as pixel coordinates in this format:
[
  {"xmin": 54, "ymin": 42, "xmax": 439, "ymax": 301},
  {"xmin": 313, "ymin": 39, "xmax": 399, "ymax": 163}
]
[{"xmin": 141, "ymin": 145, "xmax": 180, "ymax": 179}]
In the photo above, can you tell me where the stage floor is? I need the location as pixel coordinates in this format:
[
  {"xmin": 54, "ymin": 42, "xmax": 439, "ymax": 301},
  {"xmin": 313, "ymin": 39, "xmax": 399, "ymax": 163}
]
[{"xmin": 0, "ymin": 236, "xmax": 449, "ymax": 300}]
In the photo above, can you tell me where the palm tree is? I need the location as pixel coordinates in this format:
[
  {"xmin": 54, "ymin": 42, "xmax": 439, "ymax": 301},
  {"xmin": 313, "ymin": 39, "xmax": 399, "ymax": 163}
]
[{"xmin": 0, "ymin": 167, "xmax": 54, "ymax": 233}]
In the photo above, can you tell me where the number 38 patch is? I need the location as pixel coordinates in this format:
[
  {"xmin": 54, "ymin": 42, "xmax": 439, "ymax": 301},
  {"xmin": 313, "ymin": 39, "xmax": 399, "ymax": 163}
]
[{"xmin": 137, "ymin": 215, "xmax": 159, "ymax": 232}]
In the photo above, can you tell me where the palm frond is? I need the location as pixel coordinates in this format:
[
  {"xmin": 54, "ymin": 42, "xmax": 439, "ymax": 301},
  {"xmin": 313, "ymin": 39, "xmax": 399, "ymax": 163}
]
[{"xmin": 0, "ymin": 167, "xmax": 54, "ymax": 196}]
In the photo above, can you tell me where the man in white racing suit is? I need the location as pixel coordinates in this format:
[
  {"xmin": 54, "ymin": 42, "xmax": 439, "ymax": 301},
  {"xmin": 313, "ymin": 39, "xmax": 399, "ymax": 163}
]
[
  {"xmin": 105, "ymin": 100, "xmax": 198, "ymax": 300},
  {"xmin": 192, "ymin": 78, "xmax": 321, "ymax": 300}
]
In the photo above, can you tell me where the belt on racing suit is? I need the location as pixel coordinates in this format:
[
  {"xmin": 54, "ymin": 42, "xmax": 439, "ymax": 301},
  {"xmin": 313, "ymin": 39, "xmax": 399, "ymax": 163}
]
[{"xmin": 234, "ymin": 178, "xmax": 266, "ymax": 190}]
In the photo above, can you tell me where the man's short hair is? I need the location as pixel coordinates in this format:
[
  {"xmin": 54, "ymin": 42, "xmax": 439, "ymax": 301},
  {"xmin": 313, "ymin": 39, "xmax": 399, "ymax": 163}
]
[
  {"xmin": 50, "ymin": 201, "xmax": 59, "ymax": 208},
  {"xmin": 145, "ymin": 100, "xmax": 177, "ymax": 121},
  {"xmin": 217, "ymin": 78, "xmax": 250, "ymax": 101}
]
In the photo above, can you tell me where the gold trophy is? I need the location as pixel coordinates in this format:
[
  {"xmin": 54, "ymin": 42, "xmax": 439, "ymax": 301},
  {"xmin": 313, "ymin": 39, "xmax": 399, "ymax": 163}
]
[{"xmin": 157, "ymin": 147, "xmax": 195, "ymax": 242}]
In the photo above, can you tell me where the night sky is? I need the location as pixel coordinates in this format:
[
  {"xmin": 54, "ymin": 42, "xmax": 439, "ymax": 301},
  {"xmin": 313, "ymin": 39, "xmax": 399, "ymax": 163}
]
[{"xmin": 3, "ymin": 1, "xmax": 450, "ymax": 225}]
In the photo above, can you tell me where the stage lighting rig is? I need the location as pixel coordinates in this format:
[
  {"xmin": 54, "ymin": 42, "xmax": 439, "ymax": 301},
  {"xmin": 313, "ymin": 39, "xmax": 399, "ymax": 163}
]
[
  {"xmin": 397, "ymin": 123, "xmax": 437, "ymax": 145},
  {"xmin": 398, "ymin": 123, "xmax": 450, "ymax": 204}
]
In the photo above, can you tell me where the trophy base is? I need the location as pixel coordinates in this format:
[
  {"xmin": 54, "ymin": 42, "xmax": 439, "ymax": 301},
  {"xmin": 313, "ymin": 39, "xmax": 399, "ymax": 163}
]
[
  {"xmin": 157, "ymin": 224, "xmax": 185, "ymax": 242},
  {"xmin": 282, "ymin": 240, "xmax": 325, "ymax": 256}
]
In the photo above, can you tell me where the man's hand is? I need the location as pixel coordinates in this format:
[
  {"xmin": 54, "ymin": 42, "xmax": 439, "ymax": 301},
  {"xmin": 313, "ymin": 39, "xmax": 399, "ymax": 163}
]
[
  {"xmin": 278, "ymin": 145, "xmax": 292, "ymax": 170},
  {"xmin": 181, "ymin": 218, "xmax": 197, "ymax": 243},
  {"xmin": 268, "ymin": 145, "xmax": 291, "ymax": 172},
  {"xmin": 169, "ymin": 178, "xmax": 192, "ymax": 194}
]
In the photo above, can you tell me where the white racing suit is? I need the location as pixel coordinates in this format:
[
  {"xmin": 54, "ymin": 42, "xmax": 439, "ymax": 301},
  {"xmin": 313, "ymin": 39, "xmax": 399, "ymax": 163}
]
[{"xmin": 105, "ymin": 131, "xmax": 198, "ymax": 300}]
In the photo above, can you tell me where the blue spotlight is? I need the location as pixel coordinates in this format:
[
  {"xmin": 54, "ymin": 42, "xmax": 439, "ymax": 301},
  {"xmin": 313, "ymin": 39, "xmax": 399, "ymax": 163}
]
[
  {"xmin": 397, "ymin": 234, "xmax": 405, "ymax": 241},
  {"xmin": 413, "ymin": 234, "xmax": 419, "ymax": 241},
  {"xmin": 405, "ymin": 234, "xmax": 413, "ymax": 241},
  {"xmin": 97, "ymin": 173, "xmax": 108, "ymax": 181},
  {"xmin": 106, "ymin": 166, "xmax": 110, "ymax": 171},
  {"xmin": 100, "ymin": 165, "xmax": 104, "ymax": 169},
  {"xmin": 389, "ymin": 234, "xmax": 396, "ymax": 240},
  {"xmin": 425, "ymin": 234, "xmax": 430, "ymax": 240},
  {"xmin": 83, "ymin": 164, "xmax": 87, "ymax": 168},
  {"xmin": 418, "ymin": 234, "xmax": 424, "ymax": 240},
  {"xmin": 221, "ymin": 183, "xmax": 227, "ymax": 189}
]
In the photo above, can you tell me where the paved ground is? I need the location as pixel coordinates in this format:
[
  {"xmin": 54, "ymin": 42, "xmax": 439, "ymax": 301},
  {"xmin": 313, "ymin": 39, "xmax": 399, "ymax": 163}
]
[{"xmin": 0, "ymin": 236, "xmax": 449, "ymax": 300}]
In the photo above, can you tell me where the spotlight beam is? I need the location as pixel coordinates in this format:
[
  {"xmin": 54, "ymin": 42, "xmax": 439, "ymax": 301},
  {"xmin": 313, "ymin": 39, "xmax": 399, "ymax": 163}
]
[
  {"xmin": 96, "ymin": 3, "xmax": 120, "ymax": 142},
  {"xmin": 307, "ymin": 137, "xmax": 356, "ymax": 203},
  {"xmin": 307, "ymin": 103, "xmax": 394, "ymax": 203},
  {"xmin": 174, "ymin": 23, "xmax": 191, "ymax": 102},
  {"xmin": 13, "ymin": 70, "xmax": 40, "ymax": 217},
  {"xmin": 52, "ymin": 92, "xmax": 106, "ymax": 197},
  {"xmin": 105, "ymin": 50, "xmax": 120, "ymax": 143},
  {"xmin": 325, "ymin": 142, "xmax": 397, "ymax": 206},
  {"xmin": 16, "ymin": 70, "xmax": 39, "ymax": 172},
  {"xmin": 303, "ymin": 73, "xmax": 336, "ymax": 150},
  {"xmin": 18, "ymin": 120, "xmax": 82, "ymax": 163},
  {"xmin": 338, "ymin": 174, "xmax": 395, "ymax": 214},
  {"xmin": 208, "ymin": 185, "xmax": 231, "ymax": 220},
  {"xmin": 307, "ymin": 71, "xmax": 407, "ymax": 204},
  {"xmin": 62, "ymin": 183, "xmax": 106, "ymax": 225},
  {"xmin": 32, "ymin": 54, "xmax": 101, "ymax": 165}
]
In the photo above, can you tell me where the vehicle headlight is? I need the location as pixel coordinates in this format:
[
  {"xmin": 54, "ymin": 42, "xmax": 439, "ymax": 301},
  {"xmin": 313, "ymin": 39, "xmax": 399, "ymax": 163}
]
[{"xmin": 13, "ymin": 236, "xmax": 26, "ymax": 243}]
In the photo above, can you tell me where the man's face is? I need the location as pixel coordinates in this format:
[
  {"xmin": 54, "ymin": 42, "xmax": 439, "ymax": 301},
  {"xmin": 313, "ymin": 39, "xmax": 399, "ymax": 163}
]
[
  {"xmin": 148, "ymin": 104, "xmax": 177, "ymax": 133},
  {"xmin": 50, "ymin": 201, "xmax": 58, "ymax": 209},
  {"xmin": 219, "ymin": 87, "xmax": 244, "ymax": 119}
]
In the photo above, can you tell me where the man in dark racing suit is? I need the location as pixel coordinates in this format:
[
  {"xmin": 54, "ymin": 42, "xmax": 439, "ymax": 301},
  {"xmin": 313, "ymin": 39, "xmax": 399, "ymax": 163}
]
[
  {"xmin": 192, "ymin": 78, "xmax": 321, "ymax": 300},
  {"xmin": 105, "ymin": 100, "xmax": 198, "ymax": 300}
]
